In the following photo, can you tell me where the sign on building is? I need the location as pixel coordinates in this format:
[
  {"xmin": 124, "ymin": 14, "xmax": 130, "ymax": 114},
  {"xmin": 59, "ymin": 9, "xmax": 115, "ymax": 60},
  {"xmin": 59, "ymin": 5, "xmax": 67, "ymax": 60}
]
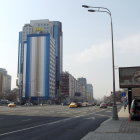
[{"xmin": 121, "ymin": 92, "xmax": 126, "ymax": 97}]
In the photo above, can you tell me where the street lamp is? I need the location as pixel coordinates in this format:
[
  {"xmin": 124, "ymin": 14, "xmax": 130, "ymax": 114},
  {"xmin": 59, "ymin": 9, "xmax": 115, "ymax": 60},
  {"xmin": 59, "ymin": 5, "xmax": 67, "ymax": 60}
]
[{"xmin": 82, "ymin": 5, "xmax": 118, "ymax": 120}]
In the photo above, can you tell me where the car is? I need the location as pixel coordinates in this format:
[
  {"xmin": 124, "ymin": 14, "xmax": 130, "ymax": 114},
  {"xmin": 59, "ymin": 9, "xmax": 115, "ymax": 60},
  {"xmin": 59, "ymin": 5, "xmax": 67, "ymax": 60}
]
[
  {"xmin": 69, "ymin": 102, "xmax": 77, "ymax": 108},
  {"xmin": 82, "ymin": 102, "xmax": 88, "ymax": 107},
  {"xmin": 76, "ymin": 102, "xmax": 82, "ymax": 107},
  {"xmin": 100, "ymin": 103, "xmax": 107, "ymax": 108},
  {"xmin": 8, "ymin": 102, "xmax": 16, "ymax": 107},
  {"xmin": 0, "ymin": 99, "xmax": 10, "ymax": 106},
  {"xmin": 92, "ymin": 103, "xmax": 96, "ymax": 106},
  {"xmin": 130, "ymin": 99, "xmax": 140, "ymax": 120},
  {"xmin": 96, "ymin": 103, "xmax": 100, "ymax": 106},
  {"xmin": 107, "ymin": 102, "xmax": 113, "ymax": 106}
]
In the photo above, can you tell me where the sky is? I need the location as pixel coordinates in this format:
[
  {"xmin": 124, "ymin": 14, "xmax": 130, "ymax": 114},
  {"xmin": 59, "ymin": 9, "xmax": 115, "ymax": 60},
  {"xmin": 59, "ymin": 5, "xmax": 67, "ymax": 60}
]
[{"xmin": 0, "ymin": 0, "xmax": 140, "ymax": 98}]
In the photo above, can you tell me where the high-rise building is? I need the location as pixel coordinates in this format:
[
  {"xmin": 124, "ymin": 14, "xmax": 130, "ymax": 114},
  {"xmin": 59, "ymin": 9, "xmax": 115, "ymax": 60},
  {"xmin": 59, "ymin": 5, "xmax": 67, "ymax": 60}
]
[
  {"xmin": 87, "ymin": 84, "xmax": 94, "ymax": 102},
  {"xmin": 52, "ymin": 21, "xmax": 63, "ymax": 97},
  {"xmin": 77, "ymin": 77, "xmax": 87, "ymax": 101},
  {"xmin": 22, "ymin": 34, "xmax": 56, "ymax": 100},
  {"xmin": 60, "ymin": 72, "xmax": 85, "ymax": 102},
  {"xmin": 17, "ymin": 19, "xmax": 63, "ymax": 102},
  {"xmin": 0, "ymin": 68, "xmax": 11, "ymax": 97},
  {"xmin": 60, "ymin": 72, "xmax": 77, "ymax": 103}
]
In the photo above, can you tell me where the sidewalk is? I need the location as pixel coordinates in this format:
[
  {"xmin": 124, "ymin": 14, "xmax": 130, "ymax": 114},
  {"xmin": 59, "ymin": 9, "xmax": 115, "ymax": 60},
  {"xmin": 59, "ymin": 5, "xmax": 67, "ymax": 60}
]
[{"xmin": 81, "ymin": 106, "xmax": 140, "ymax": 140}]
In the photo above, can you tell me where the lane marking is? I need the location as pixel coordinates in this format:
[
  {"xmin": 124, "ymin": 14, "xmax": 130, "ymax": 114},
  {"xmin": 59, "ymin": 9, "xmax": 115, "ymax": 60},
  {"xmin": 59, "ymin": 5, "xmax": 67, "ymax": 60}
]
[
  {"xmin": 106, "ymin": 111, "xmax": 111, "ymax": 113},
  {"xmin": 47, "ymin": 118, "xmax": 72, "ymax": 125},
  {"xmin": 0, "ymin": 118, "xmax": 73, "ymax": 136}
]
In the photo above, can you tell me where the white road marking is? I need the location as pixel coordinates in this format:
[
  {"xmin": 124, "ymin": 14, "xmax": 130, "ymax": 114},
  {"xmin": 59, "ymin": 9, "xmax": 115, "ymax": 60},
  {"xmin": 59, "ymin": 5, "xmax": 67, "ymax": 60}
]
[
  {"xmin": 0, "ymin": 117, "xmax": 73, "ymax": 136},
  {"xmin": 106, "ymin": 110, "xmax": 111, "ymax": 112},
  {"xmin": 47, "ymin": 118, "xmax": 72, "ymax": 125}
]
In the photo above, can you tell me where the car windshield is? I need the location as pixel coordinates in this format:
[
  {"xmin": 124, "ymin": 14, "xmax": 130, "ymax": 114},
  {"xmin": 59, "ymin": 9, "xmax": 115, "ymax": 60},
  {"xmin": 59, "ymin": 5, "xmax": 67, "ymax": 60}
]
[
  {"xmin": 71, "ymin": 103, "xmax": 76, "ymax": 105},
  {"xmin": 134, "ymin": 100, "xmax": 140, "ymax": 110},
  {"xmin": 135, "ymin": 100, "xmax": 140, "ymax": 106}
]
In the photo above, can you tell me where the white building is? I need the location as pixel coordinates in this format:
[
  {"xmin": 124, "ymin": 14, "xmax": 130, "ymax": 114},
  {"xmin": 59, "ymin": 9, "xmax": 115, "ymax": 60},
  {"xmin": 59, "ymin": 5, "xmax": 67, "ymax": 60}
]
[{"xmin": 87, "ymin": 84, "xmax": 94, "ymax": 102}]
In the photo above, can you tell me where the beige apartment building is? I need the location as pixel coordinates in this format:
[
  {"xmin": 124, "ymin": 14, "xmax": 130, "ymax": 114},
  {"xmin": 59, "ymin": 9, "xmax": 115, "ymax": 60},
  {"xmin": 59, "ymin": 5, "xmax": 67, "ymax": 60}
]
[
  {"xmin": 0, "ymin": 68, "xmax": 11, "ymax": 98},
  {"xmin": 60, "ymin": 72, "xmax": 94, "ymax": 103}
]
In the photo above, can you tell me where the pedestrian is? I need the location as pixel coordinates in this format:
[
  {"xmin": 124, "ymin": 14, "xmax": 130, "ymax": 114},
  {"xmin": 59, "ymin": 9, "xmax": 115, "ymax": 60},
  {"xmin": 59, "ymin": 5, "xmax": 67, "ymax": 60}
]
[{"xmin": 124, "ymin": 101, "xmax": 127, "ymax": 111}]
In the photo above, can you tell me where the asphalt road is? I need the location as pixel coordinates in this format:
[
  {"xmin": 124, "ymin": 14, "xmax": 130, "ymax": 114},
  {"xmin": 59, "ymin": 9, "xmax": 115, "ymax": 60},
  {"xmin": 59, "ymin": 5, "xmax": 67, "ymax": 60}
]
[{"xmin": 0, "ymin": 105, "xmax": 116, "ymax": 140}]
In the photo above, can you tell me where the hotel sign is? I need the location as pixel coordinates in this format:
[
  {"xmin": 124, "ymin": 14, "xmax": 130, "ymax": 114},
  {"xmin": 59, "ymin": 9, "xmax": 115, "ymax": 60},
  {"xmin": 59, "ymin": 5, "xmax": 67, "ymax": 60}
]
[{"xmin": 34, "ymin": 27, "xmax": 44, "ymax": 32}]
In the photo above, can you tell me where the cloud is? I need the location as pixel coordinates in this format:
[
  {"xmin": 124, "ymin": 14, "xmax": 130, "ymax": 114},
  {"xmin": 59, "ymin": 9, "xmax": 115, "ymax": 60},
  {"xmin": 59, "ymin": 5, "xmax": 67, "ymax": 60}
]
[
  {"xmin": 64, "ymin": 34, "xmax": 140, "ymax": 98},
  {"xmin": 116, "ymin": 34, "xmax": 140, "ymax": 54},
  {"xmin": 75, "ymin": 42, "xmax": 111, "ymax": 63},
  {"xmin": 115, "ymin": 34, "xmax": 140, "ymax": 67},
  {"xmin": 65, "ymin": 34, "xmax": 140, "ymax": 65},
  {"xmin": 65, "ymin": 41, "xmax": 111, "ymax": 64}
]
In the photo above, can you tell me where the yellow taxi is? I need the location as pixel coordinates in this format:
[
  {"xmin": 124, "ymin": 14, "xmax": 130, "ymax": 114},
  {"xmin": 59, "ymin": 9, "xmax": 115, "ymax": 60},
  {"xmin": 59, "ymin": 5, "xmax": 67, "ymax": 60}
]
[
  {"xmin": 8, "ymin": 102, "xmax": 16, "ymax": 107},
  {"xmin": 69, "ymin": 102, "xmax": 78, "ymax": 108}
]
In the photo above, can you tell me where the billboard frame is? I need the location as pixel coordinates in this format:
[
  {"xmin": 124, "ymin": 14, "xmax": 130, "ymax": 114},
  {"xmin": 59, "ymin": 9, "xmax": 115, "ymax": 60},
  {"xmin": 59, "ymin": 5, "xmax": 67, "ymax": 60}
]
[{"xmin": 119, "ymin": 66, "xmax": 140, "ymax": 88}]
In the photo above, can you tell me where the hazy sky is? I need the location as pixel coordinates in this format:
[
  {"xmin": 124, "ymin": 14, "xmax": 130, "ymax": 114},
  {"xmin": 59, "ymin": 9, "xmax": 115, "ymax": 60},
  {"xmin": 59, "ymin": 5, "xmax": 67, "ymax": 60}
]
[{"xmin": 0, "ymin": 0, "xmax": 140, "ymax": 98}]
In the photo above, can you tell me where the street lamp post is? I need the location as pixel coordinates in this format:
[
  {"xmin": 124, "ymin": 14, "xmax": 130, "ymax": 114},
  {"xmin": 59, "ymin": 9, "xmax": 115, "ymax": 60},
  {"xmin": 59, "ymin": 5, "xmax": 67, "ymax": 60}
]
[{"xmin": 82, "ymin": 5, "xmax": 118, "ymax": 120}]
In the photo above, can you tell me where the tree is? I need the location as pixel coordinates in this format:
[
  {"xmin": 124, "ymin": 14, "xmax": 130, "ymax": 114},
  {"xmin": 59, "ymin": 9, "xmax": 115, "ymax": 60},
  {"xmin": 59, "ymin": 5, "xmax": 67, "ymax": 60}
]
[{"xmin": 6, "ymin": 88, "xmax": 19, "ymax": 102}]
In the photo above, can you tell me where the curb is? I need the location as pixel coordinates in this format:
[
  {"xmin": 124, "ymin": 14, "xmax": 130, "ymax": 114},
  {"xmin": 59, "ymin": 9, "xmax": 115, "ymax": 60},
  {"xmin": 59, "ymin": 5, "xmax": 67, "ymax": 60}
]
[{"xmin": 100, "ymin": 118, "xmax": 112, "ymax": 126}]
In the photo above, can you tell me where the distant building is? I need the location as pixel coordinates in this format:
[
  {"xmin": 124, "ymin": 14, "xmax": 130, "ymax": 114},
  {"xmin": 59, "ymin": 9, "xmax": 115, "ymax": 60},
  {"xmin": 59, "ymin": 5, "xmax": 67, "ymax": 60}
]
[
  {"xmin": 87, "ymin": 84, "xmax": 93, "ymax": 102},
  {"xmin": 77, "ymin": 77, "xmax": 87, "ymax": 101},
  {"xmin": 60, "ymin": 72, "xmax": 76, "ymax": 103},
  {"xmin": 60, "ymin": 72, "xmax": 69, "ymax": 97},
  {"xmin": 60, "ymin": 72, "xmax": 83, "ymax": 103},
  {"xmin": 17, "ymin": 19, "xmax": 63, "ymax": 102},
  {"xmin": 0, "ymin": 68, "xmax": 11, "ymax": 98}
]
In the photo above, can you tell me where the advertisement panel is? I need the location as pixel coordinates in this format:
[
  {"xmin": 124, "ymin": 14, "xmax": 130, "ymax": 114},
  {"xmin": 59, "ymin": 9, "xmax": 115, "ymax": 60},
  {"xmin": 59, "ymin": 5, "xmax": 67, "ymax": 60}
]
[{"xmin": 119, "ymin": 67, "xmax": 140, "ymax": 88}]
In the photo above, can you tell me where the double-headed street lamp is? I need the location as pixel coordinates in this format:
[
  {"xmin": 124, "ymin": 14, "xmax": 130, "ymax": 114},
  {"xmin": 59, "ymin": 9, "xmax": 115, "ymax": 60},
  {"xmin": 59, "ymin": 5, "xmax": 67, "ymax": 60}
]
[{"xmin": 82, "ymin": 5, "xmax": 118, "ymax": 120}]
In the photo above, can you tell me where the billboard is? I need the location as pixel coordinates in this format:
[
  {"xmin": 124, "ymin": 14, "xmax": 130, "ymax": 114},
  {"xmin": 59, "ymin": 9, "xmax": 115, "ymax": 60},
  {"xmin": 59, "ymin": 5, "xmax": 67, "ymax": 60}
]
[{"xmin": 119, "ymin": 67, "xmax": 140, "ymax": 88}]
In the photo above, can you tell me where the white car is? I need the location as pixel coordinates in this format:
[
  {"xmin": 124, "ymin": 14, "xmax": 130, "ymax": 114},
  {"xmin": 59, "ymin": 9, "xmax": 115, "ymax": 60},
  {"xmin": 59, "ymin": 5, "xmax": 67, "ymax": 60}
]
[{"xmin": 100, "ymin": 103, "xmax": 107, "ymax": 108}]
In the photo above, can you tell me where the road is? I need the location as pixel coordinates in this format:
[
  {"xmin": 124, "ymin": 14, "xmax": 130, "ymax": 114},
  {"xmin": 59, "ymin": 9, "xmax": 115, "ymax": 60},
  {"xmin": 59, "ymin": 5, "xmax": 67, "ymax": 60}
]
[{"xmin": 0, "ymin": 105, "xmax": 117, "ymax": 140}]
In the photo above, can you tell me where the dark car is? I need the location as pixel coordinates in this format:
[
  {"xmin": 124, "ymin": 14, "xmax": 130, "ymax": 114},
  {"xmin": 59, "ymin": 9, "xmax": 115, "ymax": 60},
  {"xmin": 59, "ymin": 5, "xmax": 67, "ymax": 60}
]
[
  {"xmin": 76, "ymin": 102, "xmax": 82, "ymax": 107},
  {"xmin": 130, "ymin": 99, "xmax": 140, "ymax": 120},
  {"xmin": 0, "ymin": 100, "xmax": 10, "ymax": 106}
]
